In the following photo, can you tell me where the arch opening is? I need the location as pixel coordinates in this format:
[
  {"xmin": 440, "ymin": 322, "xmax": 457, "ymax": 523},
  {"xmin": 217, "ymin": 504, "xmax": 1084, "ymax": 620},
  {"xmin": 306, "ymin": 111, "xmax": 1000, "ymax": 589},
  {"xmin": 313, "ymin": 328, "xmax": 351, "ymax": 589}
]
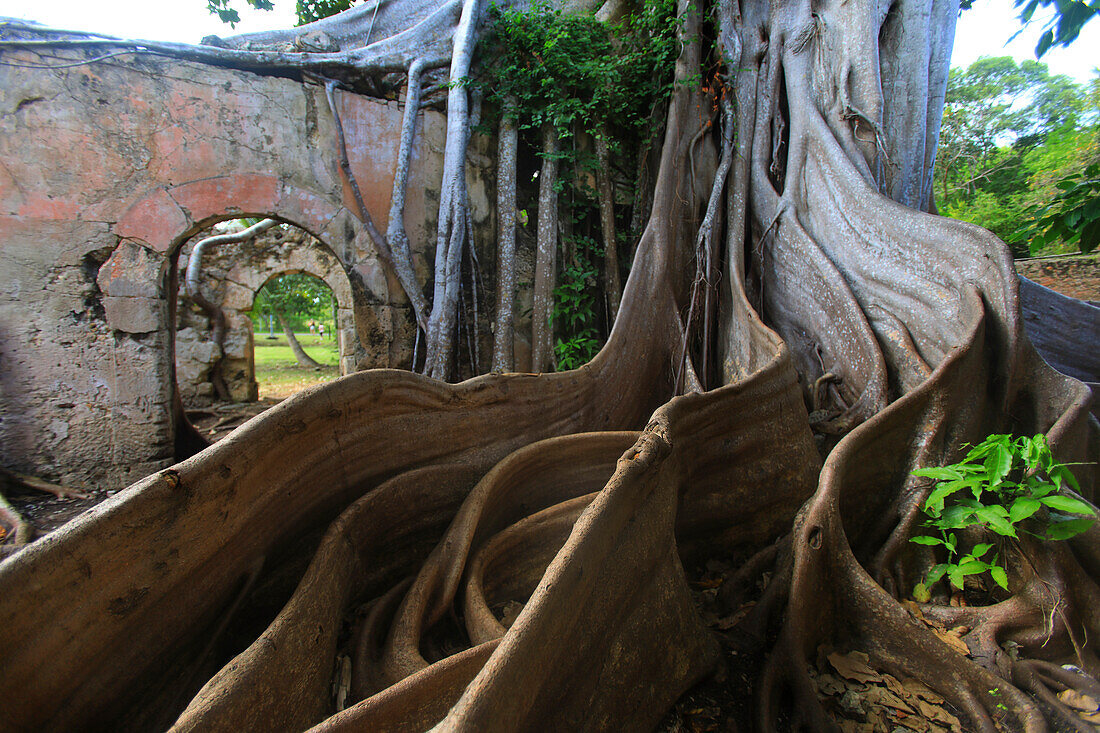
[{"xmin": 171, "ymin": 217, "xmax": 360, "ymax": 446}]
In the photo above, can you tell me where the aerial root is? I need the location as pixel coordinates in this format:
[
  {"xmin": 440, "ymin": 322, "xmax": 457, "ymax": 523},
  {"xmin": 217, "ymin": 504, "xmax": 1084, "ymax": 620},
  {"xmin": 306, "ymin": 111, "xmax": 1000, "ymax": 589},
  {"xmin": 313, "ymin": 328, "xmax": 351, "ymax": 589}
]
[
  {"xmin": 351, "ymin": 577, "xmax": 414, "ymax": 701},
  {"xmin": 867, "ymin": 495, "xmax": 922, "ymax": 595},
  {"xmin": 0, "ymin": 466, "xmax": 89, "ymax": 499},
  {"xmin": 757, "ymin": 632, "xmax": 830, "ymax": 731}
]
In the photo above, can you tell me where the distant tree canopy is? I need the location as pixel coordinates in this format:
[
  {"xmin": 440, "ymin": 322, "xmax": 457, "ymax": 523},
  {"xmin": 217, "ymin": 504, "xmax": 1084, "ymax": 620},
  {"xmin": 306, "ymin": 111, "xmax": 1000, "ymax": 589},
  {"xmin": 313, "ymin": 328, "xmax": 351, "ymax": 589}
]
[
  {"xmin": 251, "ymin": 272, "xmax": 334, "ymax": 331},
  {"xmin": 206, "ymin": 0, "xmax": 355, "ymax": 25},
  {"xmin": 936, "ymin": 56, "xmax": 1099, "ymax": 254}
]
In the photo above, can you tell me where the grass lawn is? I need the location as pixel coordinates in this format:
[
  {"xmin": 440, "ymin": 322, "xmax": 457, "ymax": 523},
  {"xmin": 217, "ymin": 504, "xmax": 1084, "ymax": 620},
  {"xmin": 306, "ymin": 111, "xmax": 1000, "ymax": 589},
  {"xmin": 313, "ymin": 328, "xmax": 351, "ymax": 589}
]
[{"xmin": 253, "ymin": 333, "xmax": 340, "ymax": 400}]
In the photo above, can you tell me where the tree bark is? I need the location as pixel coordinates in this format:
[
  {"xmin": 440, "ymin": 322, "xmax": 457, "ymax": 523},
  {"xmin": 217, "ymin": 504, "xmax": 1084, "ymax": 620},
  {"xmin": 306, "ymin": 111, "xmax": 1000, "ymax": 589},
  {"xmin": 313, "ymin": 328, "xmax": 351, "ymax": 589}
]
[
  {"xmin": 2, "ymin": 2, "xmax": 1100, "ymax": 732},
  {"xmin": 422, "ymin": 0, "xmax": 481, "ymax": 381},
  {"xmin": 491, "ymin": 103, "xmax": 518, "ymax": 373},
  {"xmin": 385, "ymin": 56, "xmax": 434, "ymax": 334},
  {"xmin": 595, "ymin": 126, "xmax": 622, "ymax": 322},
  {"xmin": 531, "ymin": 124, "xmax": 560, "ymax": 372}
]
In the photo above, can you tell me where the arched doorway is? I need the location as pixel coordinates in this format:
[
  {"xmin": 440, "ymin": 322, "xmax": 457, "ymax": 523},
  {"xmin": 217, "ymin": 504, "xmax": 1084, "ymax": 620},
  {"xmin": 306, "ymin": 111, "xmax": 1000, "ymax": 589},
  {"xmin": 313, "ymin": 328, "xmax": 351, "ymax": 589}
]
[
  {"xmin": 172, "ymin": 219, "xmax": 361, "ymax": 442},
  {"xmin": 250, "ymin": 271, "xmax": 340, "ymax": 400}
]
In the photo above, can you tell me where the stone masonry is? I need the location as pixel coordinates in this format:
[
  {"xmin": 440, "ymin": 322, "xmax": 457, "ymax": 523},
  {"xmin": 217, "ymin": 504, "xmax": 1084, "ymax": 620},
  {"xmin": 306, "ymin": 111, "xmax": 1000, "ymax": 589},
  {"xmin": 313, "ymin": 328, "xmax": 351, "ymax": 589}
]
[{"xmin": 0, "ymin": 45, "xmax": 493, "ymax": 490}]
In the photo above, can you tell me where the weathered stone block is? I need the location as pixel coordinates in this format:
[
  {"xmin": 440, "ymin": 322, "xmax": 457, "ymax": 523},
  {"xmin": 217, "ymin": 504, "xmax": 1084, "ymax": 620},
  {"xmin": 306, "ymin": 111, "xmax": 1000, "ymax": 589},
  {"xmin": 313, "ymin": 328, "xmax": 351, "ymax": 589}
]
[
  {"xmin": 102, "ymin": 296, "xmax": 160, "ymax": 334},
  {"xmin": 115, "ymin": 188, "xmax": 189, "ymax": 253}
]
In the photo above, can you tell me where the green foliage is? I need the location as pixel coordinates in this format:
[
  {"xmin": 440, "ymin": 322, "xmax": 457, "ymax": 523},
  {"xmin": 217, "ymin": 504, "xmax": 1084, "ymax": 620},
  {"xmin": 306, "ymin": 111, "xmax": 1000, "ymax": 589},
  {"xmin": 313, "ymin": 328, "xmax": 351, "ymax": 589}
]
[
  {"xmin": 1010, "ymin": 0, "xmax": 1099, "ymax": 57},
  {"xmin": 553, "ymin": 236, "xmax": 602, "ymax": 371},
  {"xmin": 938, "ymin": 57, "xmax": 1099, "ymax": 255},
  {"xmin": 1014, "ymin": 162, "xmax": 1100, "ymax": 254},
  {"xmin": 476, "ymin": 0, "xmax": 679, "ymax": 140},
  {"xmin": 206, "ymin": 0, "xmax": 274, "ymax": 26},
  {"xmin": 476, "ymin": 0, "xmax": 679, "ymax": 370},
  {"xmin": 206, "ymin": 0, "xmax": 355, "ymax": 26},
  {"xmin": 295, "ymin": 0, "xmax": 357, "ymax": 25},
  {"xmin": 910, "ymin": 434, "xmax": 1094, "ymax": 602},
  {"xmin": 251, "ymin": 273, "xmax": 335, "ymax": 331}
]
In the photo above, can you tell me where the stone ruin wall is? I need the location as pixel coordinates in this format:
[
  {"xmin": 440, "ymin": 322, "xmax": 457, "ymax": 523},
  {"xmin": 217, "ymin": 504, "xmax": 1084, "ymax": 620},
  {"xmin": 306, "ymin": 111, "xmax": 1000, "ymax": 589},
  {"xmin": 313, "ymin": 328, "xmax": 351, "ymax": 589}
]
[
  {"xmin": 0, "ymin": 46, "xmax": 496, "ymax": 491},
  {"xmin": 1015, "ymin": 254, "xmax": 1100, "ymax": 303}
]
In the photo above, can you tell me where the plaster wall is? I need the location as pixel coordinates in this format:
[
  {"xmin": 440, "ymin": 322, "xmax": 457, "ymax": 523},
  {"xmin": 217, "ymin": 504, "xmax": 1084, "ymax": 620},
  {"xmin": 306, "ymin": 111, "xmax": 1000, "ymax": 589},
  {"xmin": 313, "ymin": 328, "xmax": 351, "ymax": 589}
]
[{"xmin": 0, "ymin": 48, "xmax": 456, "ymax": 490}]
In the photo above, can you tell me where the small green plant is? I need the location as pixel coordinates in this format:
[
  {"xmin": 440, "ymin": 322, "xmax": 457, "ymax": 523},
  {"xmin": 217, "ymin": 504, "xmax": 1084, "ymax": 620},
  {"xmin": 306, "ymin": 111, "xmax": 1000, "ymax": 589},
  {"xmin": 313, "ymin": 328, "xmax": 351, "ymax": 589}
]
[
  {"xmin": 910, "ymin": 433, "xmax": 1095, "ymax": 602},
  {"xmin": 553, "ymin": 236, "xmax": 602, "ymax": 370}
]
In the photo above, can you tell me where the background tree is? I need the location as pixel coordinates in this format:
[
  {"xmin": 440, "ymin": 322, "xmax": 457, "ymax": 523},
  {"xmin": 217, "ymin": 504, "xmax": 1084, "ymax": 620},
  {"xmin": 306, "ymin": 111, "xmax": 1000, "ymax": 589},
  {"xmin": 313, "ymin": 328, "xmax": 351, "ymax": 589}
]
[
  {"xmin": 936, "ymin": 55, "xmax": 1097, "ymax": 251},
  {"xmin": 251, "ymin": 272, "xmax": 335, "ymax": 368},
  {"xmin": 0, "ymin": 0, "xmax": 1098, "ymax": 731}
]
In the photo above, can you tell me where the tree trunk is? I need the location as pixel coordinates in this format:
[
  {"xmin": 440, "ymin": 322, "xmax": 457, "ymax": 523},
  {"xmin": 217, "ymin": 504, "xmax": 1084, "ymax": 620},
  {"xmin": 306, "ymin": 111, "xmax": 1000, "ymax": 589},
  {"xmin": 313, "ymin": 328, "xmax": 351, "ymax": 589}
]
[
  {"xmin": 385, "ymin": 56, "xmax": 433, "ymax": 334},
  {"xmin": 277, "ymin": 312, "xmax": 322, "ymax": 369},
  {"xmin": 422, "ymin": 0, "xmax": 481, "ymax": 381},
  {"xmin": 491, "ymin": 103, "xmax": 518, "ymax": 373},
  {"xmin": 595, "ymin": 126, "xmax": 622, "ymax": 322},
  {"xmin": 531, "ymin": 124, "xmax": 560, "ymax": 372}
]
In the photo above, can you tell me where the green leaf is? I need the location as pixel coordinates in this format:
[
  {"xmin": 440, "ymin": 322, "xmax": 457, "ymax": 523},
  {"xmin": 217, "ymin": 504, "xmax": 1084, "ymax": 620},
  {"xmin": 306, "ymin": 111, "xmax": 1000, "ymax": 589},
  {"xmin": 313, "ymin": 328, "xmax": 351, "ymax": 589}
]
[
  {"xmin": 957, "ymin": 559, "xmax": 988, "ymax": 576},
  {"xmin": 989, "ymin": 565, "xmax": 1009, "ymax": 590},
  {"xmin": 913, "ymin": 582, "xmax": 931, "ymax": 603},
  {"xmin": 925, "ymin": 479, "xmax": 977, "ymax": 515},
  {"xmin": 1049, "ymin": 464, "xmax": 1081, "ymax": 493},
  {"xmin": 910, "ymin": 535, "xmax": 945, "ymax": 546},
  {"xmin": 926, "ymin": 564, "xmax": 949, "ymax": 585},
  {"xmin": 940, "ymin": 506, "xmax": 977, "ymax": 530},
  {"xmin": 1009, "ymin": 496, "xmax": 1041, "ymax": 523},
  {"xmin": 912, "ymin": 467, "xmax": 964, "ymax": 481},
  {"xmin": 1046, "ymin": 517, "xmax": 1094, "ymax": 541},
  {"xmin": 985, "ymin": 445, "xmax": 1013, "ymax": 484},
  {"xmin": 973, "ymin": 505, "xmax": 1018, "ymax": 537},
  {"xmin": 948, "ymin": 566, "xmax": 965, "ymax": 589},
  {"xmin": 970, "ymin": 543, "xmax": 994, "ymax": 558},
  {"xmin": 1040, "ymin": 495, "xmax": 1096, "ymax": 515}
]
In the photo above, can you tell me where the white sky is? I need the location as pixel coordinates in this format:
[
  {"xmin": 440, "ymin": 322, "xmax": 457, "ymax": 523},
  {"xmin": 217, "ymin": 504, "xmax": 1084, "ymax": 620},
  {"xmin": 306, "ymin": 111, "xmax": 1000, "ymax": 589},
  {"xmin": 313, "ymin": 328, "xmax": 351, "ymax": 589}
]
[{"xmin": 0, "ymin": 0, "xmax": 1096, "ymax": 80}]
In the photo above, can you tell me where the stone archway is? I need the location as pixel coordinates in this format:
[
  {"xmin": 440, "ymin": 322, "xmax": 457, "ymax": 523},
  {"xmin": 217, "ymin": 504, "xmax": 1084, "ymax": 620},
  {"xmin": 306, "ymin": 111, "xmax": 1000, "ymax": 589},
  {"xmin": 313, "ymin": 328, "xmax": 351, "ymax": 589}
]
[
  {"xmin": 0, "ymin": 49, "xmax": 446, "ymax": 492},
  {"xmin": 175, "ymin": 223, "xmax": 362, "ymax": 404},
  {"xmin": 93, "ymin": 174, "xmax": 412, "ymax": 476}
]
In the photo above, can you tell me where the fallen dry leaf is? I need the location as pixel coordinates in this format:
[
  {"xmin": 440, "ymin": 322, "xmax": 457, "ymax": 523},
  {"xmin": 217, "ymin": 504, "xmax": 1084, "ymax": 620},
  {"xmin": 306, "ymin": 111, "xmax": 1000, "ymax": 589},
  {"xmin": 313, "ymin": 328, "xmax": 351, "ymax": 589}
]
[
  {"xmin": 931, "ymin": 627, "xmax": 970, "ymax": 656},
  {"xmin": 902, "ymin": 679, "xmax": 945, "ymax": 704},
  {"xmin": 1078, "ymin": 709, "xmax": 1100, "ymax": 724},
  {"xmin": 715, "ymin": 601, "xmax": 754, "ymax": 630},
  {"xmin": 864, "ymin": 686, "xmax": 916, "ymax": 715},
  {"xmin": 881, "ymin": 674, "xmax": 907, "ymax": 698},
  {"xmin": 813, "ymin": 673, "xmax": 847, "ymax": 697},
  {"xmin": 916, "ymin": 698, "xmax": 961, "ymax": 729},
  {"xmin": 828, "ymin": 651, "xmax": 881, "ymax": 685}
]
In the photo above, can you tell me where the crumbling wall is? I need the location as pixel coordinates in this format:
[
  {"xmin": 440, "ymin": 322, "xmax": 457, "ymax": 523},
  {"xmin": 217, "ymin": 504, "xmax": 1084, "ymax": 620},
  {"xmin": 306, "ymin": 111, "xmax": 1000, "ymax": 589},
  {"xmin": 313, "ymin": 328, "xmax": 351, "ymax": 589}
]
[{"xmin": 0, "ymin": 46, "xmax": 495, "ymax": 490}]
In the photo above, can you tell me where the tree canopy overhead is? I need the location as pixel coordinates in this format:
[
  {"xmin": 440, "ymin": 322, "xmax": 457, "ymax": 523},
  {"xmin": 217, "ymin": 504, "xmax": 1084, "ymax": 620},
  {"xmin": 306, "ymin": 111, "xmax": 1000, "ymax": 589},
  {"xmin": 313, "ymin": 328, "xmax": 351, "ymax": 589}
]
[{"xmin": 0, "ymin": 0, "xmax": 1099, "ymax": 732}]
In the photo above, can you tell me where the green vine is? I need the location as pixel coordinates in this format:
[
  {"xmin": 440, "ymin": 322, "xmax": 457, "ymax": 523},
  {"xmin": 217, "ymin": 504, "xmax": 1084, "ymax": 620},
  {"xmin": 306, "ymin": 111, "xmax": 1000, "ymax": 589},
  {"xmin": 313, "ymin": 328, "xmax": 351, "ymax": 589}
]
[{"xmin": 553, "ymin": 236, "xmax": 603, "ymax": 370}]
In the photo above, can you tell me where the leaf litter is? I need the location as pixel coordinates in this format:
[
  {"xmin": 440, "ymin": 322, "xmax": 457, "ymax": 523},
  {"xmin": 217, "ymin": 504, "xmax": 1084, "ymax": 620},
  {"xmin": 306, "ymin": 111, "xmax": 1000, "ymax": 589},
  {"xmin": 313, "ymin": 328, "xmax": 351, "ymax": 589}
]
[{"xmin": 809, "ymin": 648, "xmax": 963, "ymax": 732}]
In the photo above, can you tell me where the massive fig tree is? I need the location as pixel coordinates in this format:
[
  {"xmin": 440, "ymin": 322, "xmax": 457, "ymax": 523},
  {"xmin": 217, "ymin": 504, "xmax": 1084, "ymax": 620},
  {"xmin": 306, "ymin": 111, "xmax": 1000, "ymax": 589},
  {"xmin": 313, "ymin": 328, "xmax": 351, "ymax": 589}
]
[{"xmin": 1, "ymin": 0, "xmax": 1099, "ymax": 730}]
